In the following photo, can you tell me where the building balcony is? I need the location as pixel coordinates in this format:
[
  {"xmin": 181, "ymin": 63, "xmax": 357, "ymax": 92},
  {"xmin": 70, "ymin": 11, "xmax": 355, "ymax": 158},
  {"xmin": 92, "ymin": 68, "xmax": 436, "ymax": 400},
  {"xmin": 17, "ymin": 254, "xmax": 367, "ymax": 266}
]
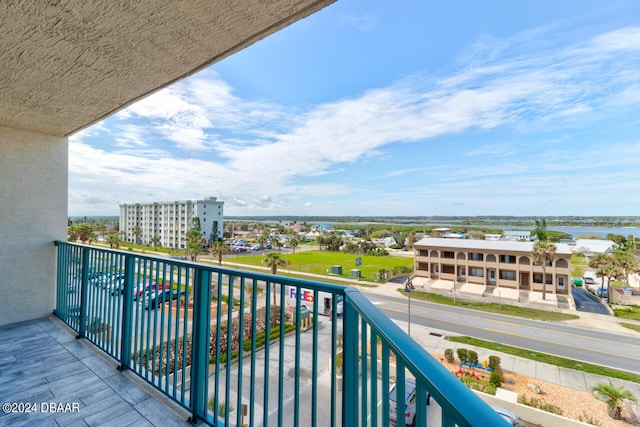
[
  {"xmin": 0, "ymin": 317, "xmax": 193, "ymax": 426},
  {"xmin": 2, "ymin": 242, "xmax": 507, "ymax": 426}
]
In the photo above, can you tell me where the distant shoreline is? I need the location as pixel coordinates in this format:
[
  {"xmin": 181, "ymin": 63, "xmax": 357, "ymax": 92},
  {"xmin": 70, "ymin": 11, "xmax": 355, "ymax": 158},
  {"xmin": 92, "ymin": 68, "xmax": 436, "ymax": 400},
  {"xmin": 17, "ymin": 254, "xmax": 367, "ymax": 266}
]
[{"xmin": 69, "ymin": 215, "xmax": 640, "ymax": 228}]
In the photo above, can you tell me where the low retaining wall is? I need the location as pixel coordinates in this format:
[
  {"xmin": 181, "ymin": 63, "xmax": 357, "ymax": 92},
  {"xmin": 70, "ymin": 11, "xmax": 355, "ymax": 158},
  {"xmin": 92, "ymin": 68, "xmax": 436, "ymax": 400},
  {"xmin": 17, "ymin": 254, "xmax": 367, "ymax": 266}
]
[{"xmin": 476, "ymin": 391, "xmax": 592, "ymax": 427}]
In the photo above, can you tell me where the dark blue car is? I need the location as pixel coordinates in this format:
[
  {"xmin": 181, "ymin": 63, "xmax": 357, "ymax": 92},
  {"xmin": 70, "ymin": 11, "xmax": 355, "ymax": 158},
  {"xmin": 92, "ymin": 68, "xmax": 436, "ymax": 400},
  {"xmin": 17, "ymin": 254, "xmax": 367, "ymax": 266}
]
[{"xmin": 143, "ymin": 289, "xmax": 186, "ymax": 309}]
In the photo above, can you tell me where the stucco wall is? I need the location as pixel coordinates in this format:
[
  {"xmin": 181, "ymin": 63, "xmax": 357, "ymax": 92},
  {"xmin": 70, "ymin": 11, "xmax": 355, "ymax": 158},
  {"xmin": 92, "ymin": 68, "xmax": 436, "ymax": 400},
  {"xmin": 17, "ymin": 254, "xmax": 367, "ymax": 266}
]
[{"xmin": 0, "ymin": 127, "xmax": 67, "ymax": 325}]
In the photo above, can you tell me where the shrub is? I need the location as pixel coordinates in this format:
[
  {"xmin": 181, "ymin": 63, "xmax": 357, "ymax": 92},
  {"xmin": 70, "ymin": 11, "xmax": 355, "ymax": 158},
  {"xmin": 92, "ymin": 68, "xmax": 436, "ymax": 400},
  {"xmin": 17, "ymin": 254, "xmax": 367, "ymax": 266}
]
[
  {"xmin": 455, "ymin": 369, "xmax": 496, "ymax": 395},
  {"xmin": 456, "ymin": 348, "xmax": 468, "ymax": 362},
  {"xmin": 208, "ymin": 396, "xmax": 234, "ymax": 414},
  {"xmin": 488, "ymin": 355, "xmax": 502, "ymax": 372},
  {"xmin": 592, "ymin": 380, "xmax": 638, "ymax": 419},
  {"xmin": 392, "ymin": 266, "xmax": 412, "ymax": 275},
  {"xmin": 489, "ymin": 370, "xmax": 502, "ymax": 388},
  {"xmin": 519, "ymin": 396, "xmax": 563, "ymax": 415},
  {"xmin": 444, "ymin": 349, "xmax": 455, "ymax": 363},
  {"xmin": 467, "ymin": 350, "xmax": 479, "ymax": 365}
]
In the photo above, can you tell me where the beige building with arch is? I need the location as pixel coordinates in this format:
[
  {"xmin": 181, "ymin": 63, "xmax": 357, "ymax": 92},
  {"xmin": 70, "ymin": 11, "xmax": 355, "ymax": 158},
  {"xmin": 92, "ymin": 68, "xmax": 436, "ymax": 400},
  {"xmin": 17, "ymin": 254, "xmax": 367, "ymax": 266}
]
[{"xmin": 414, "ymin": 238, "xmax": 572, "ymax": 296}]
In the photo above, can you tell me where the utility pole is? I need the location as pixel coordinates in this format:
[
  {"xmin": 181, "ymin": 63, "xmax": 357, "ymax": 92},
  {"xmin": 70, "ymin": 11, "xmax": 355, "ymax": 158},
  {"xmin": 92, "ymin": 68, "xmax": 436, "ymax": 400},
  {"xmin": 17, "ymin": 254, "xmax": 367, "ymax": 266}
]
[{"xmin": 404, "ymin": 277, "xmax": 414, "ymax": 336}]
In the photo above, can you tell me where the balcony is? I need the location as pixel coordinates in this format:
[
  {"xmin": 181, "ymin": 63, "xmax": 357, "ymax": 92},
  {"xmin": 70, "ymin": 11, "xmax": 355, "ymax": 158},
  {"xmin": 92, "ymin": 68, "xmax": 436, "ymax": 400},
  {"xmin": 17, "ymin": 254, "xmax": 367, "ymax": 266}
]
[
  {"xmin": 37, "ymin": 242, "xmax": 504, "ymax": 426},
  {"xmin": 0, "ymin": 317, "xmax": 191, "ymax": 426}
]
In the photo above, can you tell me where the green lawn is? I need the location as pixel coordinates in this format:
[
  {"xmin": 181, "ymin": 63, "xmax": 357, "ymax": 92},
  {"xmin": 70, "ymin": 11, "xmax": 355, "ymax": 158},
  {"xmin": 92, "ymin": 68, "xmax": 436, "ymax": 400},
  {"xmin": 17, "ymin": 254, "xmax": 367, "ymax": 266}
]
[
  {"xmin": 613, "ymin": 305, "xmax": 640, "ymax": 321},
  {"xmin": 227, "ymin": 250, "xmax": 413, "ymax": 283},
  {"xmin": 621, "ymin": 322, "xmax": 640, "ymax": 333}
]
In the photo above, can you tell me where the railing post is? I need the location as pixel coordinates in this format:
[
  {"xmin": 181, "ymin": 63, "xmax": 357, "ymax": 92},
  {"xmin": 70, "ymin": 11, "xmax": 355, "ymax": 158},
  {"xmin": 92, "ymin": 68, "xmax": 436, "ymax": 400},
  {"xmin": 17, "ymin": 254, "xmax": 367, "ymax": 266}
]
[
  {"xmin": 77, "ymin": 246, "xmax": 90, "ymax": 339},
  {"xmin": 53, "ymin": 241, "xmax": 61, "ymax": 317},
  {"xmin": 189, "ymin": 267, "xmax": 211, "ymax": 424},
  {"xmin": 119, "ymin": 254, "xmax": 135, "ymax": 371},
  {"xmin": 342, "ymin": 297, "xmax": 358, "ymax": 426}
]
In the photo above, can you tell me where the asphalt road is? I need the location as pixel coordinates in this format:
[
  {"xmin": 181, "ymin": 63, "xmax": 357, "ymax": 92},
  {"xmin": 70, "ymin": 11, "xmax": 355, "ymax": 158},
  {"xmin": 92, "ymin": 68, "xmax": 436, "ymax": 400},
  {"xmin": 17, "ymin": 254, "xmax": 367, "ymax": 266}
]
[{"xmin": 361, "ymin": 291, "xmax": 640, "ymax": 374}]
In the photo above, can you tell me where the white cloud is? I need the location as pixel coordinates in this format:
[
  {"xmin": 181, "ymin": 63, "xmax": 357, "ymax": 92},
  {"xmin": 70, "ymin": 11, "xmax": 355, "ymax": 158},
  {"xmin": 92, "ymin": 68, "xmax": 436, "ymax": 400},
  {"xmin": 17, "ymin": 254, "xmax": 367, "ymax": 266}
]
[{"xmin": 69, "ymin": 25, "xmax": 640, "ymax": 215}]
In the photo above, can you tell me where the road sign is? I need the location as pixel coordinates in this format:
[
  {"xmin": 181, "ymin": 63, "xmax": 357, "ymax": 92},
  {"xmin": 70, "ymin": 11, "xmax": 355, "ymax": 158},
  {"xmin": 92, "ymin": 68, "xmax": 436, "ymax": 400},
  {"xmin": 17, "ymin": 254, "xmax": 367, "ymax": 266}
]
[{"xmin": 356, "ymin": 257, "xmax": 362, "ymax": 266}]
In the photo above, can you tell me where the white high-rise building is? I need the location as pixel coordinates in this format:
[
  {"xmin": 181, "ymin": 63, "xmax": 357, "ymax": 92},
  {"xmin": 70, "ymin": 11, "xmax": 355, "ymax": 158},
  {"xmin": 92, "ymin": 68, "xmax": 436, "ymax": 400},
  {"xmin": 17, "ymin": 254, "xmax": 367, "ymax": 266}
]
[{"xmin": 119, "ymin": 197, "xmax": 224, "ymax": 249}]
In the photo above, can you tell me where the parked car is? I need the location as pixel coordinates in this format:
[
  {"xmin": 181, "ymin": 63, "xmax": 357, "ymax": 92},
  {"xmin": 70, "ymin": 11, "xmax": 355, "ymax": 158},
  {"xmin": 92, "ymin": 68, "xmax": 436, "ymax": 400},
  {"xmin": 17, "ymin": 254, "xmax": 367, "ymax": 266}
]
[
  {"xmin": 98, "ymin": 273, "xmax": 125, "ymax": 289},
  {"xmin": 336, "ymin": 300, "xmax": 344, "ymax": 317},
  {"xmin": 389, "ymin": 379, "xmax": 427, "ymax": 426},
  {"xmin": 389, "ymin": 380, "xmax": 519, "ymax": 427},
  {"xmin": 109, "ymin": 277, "xmax": 126, "ymax": 295},
  {"xmin": 583, "ymin": 277, "xmax": 596, "ymax": 285},
  {"xmin": 492, "ymin": 406, "xmax": 521, "ymax": 427},
  {"xmin": 135, "ymin": 282, "xmax": 171, "ymax": 300},
  {"xmin": 86, "ymin": 270, "xmax": 106, "ymax": 281},
  {"xmin": 597, "ymin": 286, "xmax": 608, "ymax": 297},
  {"xmin": 143, "ymin": 289, "xmax": 186, "ymax": 309}
]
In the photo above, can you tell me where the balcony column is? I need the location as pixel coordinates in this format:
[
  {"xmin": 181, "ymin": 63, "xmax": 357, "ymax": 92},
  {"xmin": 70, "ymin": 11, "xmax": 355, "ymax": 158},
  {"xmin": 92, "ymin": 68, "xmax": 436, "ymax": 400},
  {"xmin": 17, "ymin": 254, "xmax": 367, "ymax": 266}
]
[{"xmin": 0, "ymin": 127, "xmax": 67, "ymax": 326}]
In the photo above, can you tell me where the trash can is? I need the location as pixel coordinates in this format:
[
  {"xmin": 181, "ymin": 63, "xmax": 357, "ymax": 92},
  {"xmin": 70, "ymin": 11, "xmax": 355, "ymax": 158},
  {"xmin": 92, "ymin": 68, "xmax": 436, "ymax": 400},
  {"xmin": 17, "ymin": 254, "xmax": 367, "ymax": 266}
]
[
  {"xmin": 331, "ymin": 265, "xmax": 343, "ymax": 275},
  {"xmin": 350, "ymin": 269, "xmax": 361, "ymax": 279}
]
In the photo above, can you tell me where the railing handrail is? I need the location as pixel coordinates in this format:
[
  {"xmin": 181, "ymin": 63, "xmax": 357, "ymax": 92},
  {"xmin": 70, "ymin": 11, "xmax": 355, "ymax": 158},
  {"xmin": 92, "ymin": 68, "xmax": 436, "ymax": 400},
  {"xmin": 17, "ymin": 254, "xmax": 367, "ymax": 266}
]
[
  {"xmin": 55, "ymin": 241, "xmax": 347, "ymax": 295},
  {"xmin": 344, "ymin": 288, "xmax": 509, "ymax": 426},
  {"xmin": 55, "ymin": 240, "xmax": 509, "ymax": 427}
]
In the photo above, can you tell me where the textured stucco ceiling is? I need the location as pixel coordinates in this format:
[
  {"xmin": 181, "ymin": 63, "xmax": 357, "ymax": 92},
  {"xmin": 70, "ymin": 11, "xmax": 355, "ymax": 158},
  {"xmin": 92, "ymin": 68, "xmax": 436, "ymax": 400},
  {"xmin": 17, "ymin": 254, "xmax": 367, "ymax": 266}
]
[{"xmin": 0, "ymin": 0, "xmax": 334, "ymax": 137}]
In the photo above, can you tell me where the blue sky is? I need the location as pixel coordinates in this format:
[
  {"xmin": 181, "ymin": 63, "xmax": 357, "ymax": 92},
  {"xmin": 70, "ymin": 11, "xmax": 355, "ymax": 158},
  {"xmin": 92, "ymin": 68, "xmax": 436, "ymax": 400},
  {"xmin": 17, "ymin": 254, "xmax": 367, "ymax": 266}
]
[{"xmin": 69, "ymin": 1, "xmax": 640, "ymax": 217}]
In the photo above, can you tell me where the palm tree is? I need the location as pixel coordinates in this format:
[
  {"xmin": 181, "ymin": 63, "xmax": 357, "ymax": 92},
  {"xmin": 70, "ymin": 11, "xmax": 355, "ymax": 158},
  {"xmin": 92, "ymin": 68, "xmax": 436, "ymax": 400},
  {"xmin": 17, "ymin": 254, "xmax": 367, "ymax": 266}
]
[
  {"xmin": 106, "ymin": 232, "xmax": 122, "ymax": 249},
  {"xmin": 592, "ymin": 380, "xmax": 637, "ymax": 419},
  {"xmin": 601, "ymin": 262, "xmax": 622, "ymax": 301},
  {"xmin": 185, "ymin": 229, "xmax": 205, "ymax": 262},
  {"xmin": 589, "ymin": 253, "xmax": 620, "ymax": 301},
  {"xmin": 262, "ymin": 252, "xmax": 287, "ymax": 306},
  {"xmin": 288, "ymin": 237, "xmax": 300, "ymax": 254},
  {"xmin": 360, "ymin": 239, "xmax": 377, "ymax": 254},
  {"xmin": 257, "ymin": 233, "xmax": 267, "ymax": 248},
  {"xmin": 263, "ymin": 251, "xmax": 287, "ymax": 275},
  {"xmin": 150, "ymin": 235, "xmax": 161, "ymax": 249},
  {"xmin": 209, "ymin": 241, "xmax": 231, "ymax": 265},
  {"xmin": 246, "ymin": 280, "xmax": 265, "ymax": 313},
  {"xmin": 94, "ymin": 222, "xmax": 107, "ymax": 241},
  {"xmin": 614, "ymin": 249, "xmax": 638, "ymax": 287},
  {"xmin": 132, "ymin": 225, "xmax": 143, "ymax": 244},
  {"xmin": 532, "ymin": 241, "xmax": 557, "ymax": 300}
]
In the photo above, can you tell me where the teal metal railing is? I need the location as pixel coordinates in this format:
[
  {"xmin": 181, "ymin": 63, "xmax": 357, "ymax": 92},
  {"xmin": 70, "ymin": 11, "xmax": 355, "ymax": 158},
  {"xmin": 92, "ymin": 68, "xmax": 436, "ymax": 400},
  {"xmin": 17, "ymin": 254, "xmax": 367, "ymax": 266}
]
[{"xmin": 54, "ymin": 242, "xmax": 508, "ymax": 426}]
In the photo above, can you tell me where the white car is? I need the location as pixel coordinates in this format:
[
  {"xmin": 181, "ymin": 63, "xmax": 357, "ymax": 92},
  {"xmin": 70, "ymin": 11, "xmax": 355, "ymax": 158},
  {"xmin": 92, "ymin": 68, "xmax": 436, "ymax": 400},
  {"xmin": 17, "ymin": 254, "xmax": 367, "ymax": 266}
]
[
  {"xmin": 389, "ymin": 379, "xmax": 520, "ymax": 427},
  {"xmin": 389, "ymin": 379, "xmax": 422, "ymax": 426},
  {"xmin": 492, "ymin": 406, "xmax": 521, "ymax": 427}
]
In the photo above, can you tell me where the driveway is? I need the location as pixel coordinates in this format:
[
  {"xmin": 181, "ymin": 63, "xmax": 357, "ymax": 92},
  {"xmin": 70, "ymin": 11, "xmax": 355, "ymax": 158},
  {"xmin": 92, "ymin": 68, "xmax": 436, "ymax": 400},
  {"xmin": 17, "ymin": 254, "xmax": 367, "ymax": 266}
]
[{"xmin": 571, "ymin": 286, "xmax": 610, "ymax": 315}]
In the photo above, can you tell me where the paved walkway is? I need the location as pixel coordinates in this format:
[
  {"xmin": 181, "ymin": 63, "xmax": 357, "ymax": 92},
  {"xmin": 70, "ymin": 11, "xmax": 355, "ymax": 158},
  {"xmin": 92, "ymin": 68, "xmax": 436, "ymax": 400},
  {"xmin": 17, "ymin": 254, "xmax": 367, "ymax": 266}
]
[{"xmin": 0, "ymin": 317, "xmax": 192, "ymax": 427}]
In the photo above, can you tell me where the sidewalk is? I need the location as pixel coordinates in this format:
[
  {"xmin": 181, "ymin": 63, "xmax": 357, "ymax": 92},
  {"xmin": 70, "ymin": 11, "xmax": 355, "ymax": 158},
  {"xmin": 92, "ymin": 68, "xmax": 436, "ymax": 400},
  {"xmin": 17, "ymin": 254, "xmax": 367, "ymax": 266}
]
[
  {"xmin": 404, "ymin": 320, "xmax": 640, "ymax": 398},
  {"xmin": 368, "ymin": 281, "xmax": 640, "ymax": 421}
]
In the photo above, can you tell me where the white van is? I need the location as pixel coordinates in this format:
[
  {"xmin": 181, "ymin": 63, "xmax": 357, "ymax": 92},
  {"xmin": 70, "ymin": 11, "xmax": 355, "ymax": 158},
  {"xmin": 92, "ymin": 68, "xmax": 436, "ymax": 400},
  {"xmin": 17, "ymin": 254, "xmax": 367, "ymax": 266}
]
[{"xmin": 286, "ymin": 286, "xmax": 343, "ymax": 316}]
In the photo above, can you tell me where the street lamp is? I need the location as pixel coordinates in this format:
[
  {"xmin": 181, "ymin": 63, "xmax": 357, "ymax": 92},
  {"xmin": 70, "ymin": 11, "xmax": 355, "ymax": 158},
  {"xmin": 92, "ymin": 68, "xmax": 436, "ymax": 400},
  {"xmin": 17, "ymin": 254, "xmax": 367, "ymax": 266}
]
[
  {"xmin": 452, "ymin": 278, "xmax": 456, "ymax": 304},
  {"xmin": 404, "ymin": 277, "xmax": 415, "ymax": 336}
]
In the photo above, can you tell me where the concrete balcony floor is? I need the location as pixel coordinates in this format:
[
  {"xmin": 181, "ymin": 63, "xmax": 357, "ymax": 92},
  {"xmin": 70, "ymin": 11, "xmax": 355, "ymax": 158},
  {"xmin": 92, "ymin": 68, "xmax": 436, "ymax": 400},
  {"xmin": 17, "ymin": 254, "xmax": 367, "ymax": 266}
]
[{"xmin": 0, "ymin": 317, "xmax": 191, "ymax": 427}]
